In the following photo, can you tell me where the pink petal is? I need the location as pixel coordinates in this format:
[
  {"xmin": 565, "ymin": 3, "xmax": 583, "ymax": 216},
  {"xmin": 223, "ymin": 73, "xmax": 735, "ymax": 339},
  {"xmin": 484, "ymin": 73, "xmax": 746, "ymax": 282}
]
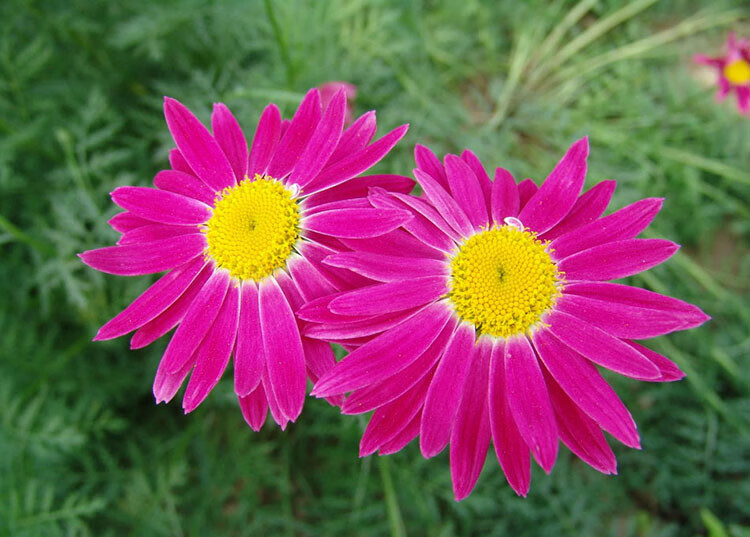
[
  {"xmin": 556, "ymin": 288, "xmax": 708, "ymax": 339},
  {"xmin": 290, "ymin": 89, "xmax": 346, "ymax": 186},
  {"xmin": 239, "ymin": 385, "xmax": 269, "ymax": 431},
  {"xmin": 329, "ymin": 277, "xmax": 448, "ymax": 316},
  {"xmin": 324, "ymin": 252, "xmax": 447, "ymax": 282},
  {"xmin": 287, "ymin": 255, "xmax": 336, "ymax": 302},
  {"xmin": 130, "ymin": 264, "xmax": 213, "ymax": 349},
  {"xmin": 379, "ymin": 410, "xmax": 422, "ymax": 455},
  {"xmin": 420, "ymin": 322, "xmax": 475, "ymax": 458},
  {"xmin": 304, "ymin": 124, "xmax": 409, "ymax": 195},
  {"xmin": 359, "ymin": 373, "xmax": 432, "ymax": 457},
  {"xmin": 414, "ymin": 144, "xmax": 449, "ymax": 191},
  {"xmin": 211, "ymin": 103, "xmax": 248, "ymax": 180},
  {"xmin": 518, "ymin": 138, "xmax": 589, "ymax": 234},
  {"xmin": 490, "ymin": 167, "xmax": 520, "ymax": 223},
  {"xmin": 305, "ymin": 174, "xmax": 413, "ymax": 206},
  {"xmin": 262, "ymin": 365, "xmax": 289, "ymax": 430},
  {"xmin": 541, "ymin": 180, "xmax": 615, "ymax": 241},
  {"xmin": 328, "ymin": 111, "xmax": 377, "ymax": 164},
  {"xmin": 551, "ymin": 197, "xmax": 663, "ymax": 259},
  {"xmin": 625, "ymin": 341, "xmax": 685, "ymax": 382},
  {"xmin": 444, "ymin": 154, "xmax": 489, "ymax": 229},
  {"xmin": 108, "ymin": 212, "xmax": 149, "ymax": 233},
  {"xmin": 168, "ymin": 148, "xmax": 193, "ymax": 175},
  {"xmin": 304, "ymin": 308, "xmax": 421, "ymax": 341},
  {"xmin": 183, "ymin": 284, "xmax": 240, "ymax": 412},
  {"xmin": 558, "ymin": 239, "xmax": 679, "ymax": 281},
  {"xmin": 79, "ymin": 234, "xmax": 207, "ymax": 276},
  {"xmin": 302, "ymin": 337, "xmax": 343, "ymax": 407},
  {"xmin": 460, "ymin": 149, "xmax": 492, "ymax": 213},
  {"xmin": 546, "ymin": 310, "xmax": 660, "ymax": 379},
  {"xmin": 488, "ymin": 341, "xmax": 531, "ymax": 496},
  {"xmin": 118, "ymin": 223, "xmax": 195, "ymax": 246},
  {"xmin": 267, "ymin": 89, "xmax": 322, "ymax": 180},
  {"xmin": 544, "ymin": 369, "xmax": 617, "ymax": 474},
  {"xmin": 413, "ymin": 169, "xmax": 472, "ymax": 237},
  {"xmin": 234, "ymin": 281, "xmax": 264, "ymax": 396},
  {"xmin": 153, "ymin": 352, "xmax": 196, "ymax": 404},
  {"xmin": 736, "ymin": 86, "xmax": 750, "ymax": 114},
  {"xmin": 340, "ymin": 230, "xmax": 445, "ymax": 261},
  {"xmin": 153, "ymin": 170, "xmax": 216, "ymax": 206},
  {"xmin": 248, "ymin": 103, "xmax": 282, "ymax": 177},
  {"xmin": 517, "ymin": 179, "xmax": 538, "ymax": 208},
  {"xmin": 94, "ymin": 256, "xmax": 206, "ymax": 341},
  {"xmin": 159, "ymin": 268, "xmax": 230, "ymax": 375},
  {"xmin": 504, "ymin": 336, "xmax": 558, "ymax": 472},
  {"xmin": 531, "ymin": 328, "xmax": 640, "ymax": 448},
  {"xmin": 163, "ymin": 97, "xmax": 236, "ymax": 191},
  {"xmin": 111, "ymin": 186, "xmax": 211, "ymax": 225},
  {"xmin": 259, "ymin": 277, "xmax": 306, "ymax": 422},
  {"xmin": 311, "ymin": 302, "xmax": 452, "ymax": 397},
  {"xmin": 342, "ymin": 316, "xmax": 455, "ymax": 415},
  {"xmin": 304, "ymin": 208, "xmax": 412, "ymax": 239},
  {"xmin": 450, "ymin": 341, "xmax": 492, "ymax": 501}
]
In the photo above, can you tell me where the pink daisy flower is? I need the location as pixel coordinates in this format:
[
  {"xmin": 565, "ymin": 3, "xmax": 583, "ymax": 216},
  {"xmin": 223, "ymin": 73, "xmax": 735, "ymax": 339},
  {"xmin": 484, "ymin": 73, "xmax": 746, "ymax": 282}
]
[
  {"xmin": 694, "ymin": 32, "xmax": 750, "ymax": 114},
  {"xmin": 302, "ymin": 138, "xmax": 710, "ymax": 500},
  {"xmin": 80, "ymin": 88, "xmax": 413, "ymax": 430},
  {"xmin": 319, "ymin": 81, "xmax": 357, "ymax": 126}
]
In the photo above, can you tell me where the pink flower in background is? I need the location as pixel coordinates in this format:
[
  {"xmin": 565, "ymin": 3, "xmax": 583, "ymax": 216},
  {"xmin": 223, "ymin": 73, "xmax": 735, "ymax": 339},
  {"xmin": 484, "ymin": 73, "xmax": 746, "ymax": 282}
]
[
  {"xmin": 694, "ymin": 32, "xmax": 750, "ymax": 114},
  {"xmin": 319, "ymin": 81, "xmax": 357, "ymax": 125},
  {"xmin": 303, "ymin": 138, "xmax": 709, "ymax": 500},
  {"xmin": 80, "ymin": 89, "xmax": 412, "ymax": 430}
]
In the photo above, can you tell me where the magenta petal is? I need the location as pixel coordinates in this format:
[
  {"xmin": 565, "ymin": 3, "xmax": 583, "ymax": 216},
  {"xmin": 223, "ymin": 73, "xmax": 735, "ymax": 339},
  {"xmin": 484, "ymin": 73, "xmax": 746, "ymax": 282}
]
[
  {"xmin": 94, "ymin": 257, "xmax": 206, "ymax": 341},
  {"xmin": 532, "ymin": 329, "xmax": 640, "ymax": 448},
  {"xmin": 287, "ymin": 255, "xmax": 336, "ymax": 301},
  {"xmin": 491, "ymin": 167, "xmax": 520, "ymax": 223},
  {"xmin": 109, "ymin": 212, "xmax": 150, "ymax": 233},
  {"xmin": 359, "ymin": 373, "xmax": 431, "ymax": 457},
  {"xmin": 379, "ymin": 410, "xmax": 422, "ymax": 455},
  {"xmin": 153, "ymin": 170, "xmax": 216, "ymax": 206},
  {"xmin": 118, "ymin": 223, "xmax": 195, "ymax": 246},
  {"xmin": 556, "ymin": 288, "xmax": 708, "ymax": 339},
  {"xmin": 343, "ymin": 317, "xmax": 455, "ymax": 415},
  {"xmin": 488, "ymin": 341, "xmax": 531, "ymax": 496},
  {"xmin": 239, "ymin": 385, "xmax": 269, "ymax": 431},
  {"xmin": 558, "ymin": 239, "xmax": 679, "ymax": 281},
  {"xmin": 267, "ymin": 89, "xmax": 322, "ymax": 179},
  {"xmin": 305, "ymin": 124, "xmax": 409, "ymax": 195},
  {"xmin": 546, "ymin": 310, "xmax": 660, "ymax": 379},
  {"xmin": 541, "ymin": 180, "xmax": 615, "ymax": 241},
  {"xmin": 111, "ymin": 186, "xmax": 212, "ymax": 225},
  {"xmin": 328, "ymin": 111, "xmax": 377, "ymax": 164},
  {"xmin": 518, "ymin": 138, "xmax": 589, "ymax": 234},
  {"xmin": 329, "ymin": 277, "xmax": 448, "ymax": 316},
  {"xmin": 413, "ymin": 169, "xmax": 473, "ymax": 237},
  {"xmin": 304, "ymin": 308, "xmax": 420, "ymax": 341},
  {"xmin": 211, "ymin": 103, "xmax": 248, "ymax": 181},
  {"xmin": 551, "ymin": 197, "xmax": 664, "ymax": 259},
  {"xmin": 183, "ymin": 284, "xmax": 240, "ymax": 413},
  {"xmin": 259, "ymin": 277, "xmax": 306, "ymax": 422},
  {"xmin": 234, "ymin": 281, "xmax": 264, "ymax": 396},
  {"xmin": 544, "ymin": 369, "xmax": 617, "ymax": 474},
  {"xmin": 517, "ymin": 179, "xmax": 538, "ymax": 209},
  {"xmin": 625, "ymin": 341, "xmax": 685, "ymax": 382},
  {"xmin": 312, "ymin": 302, "xmax": 452, "ymax": 397},
  {"xmin": 304, "ymin": 208, "xmax": 412, "ymax": 239},
  {"xmin": 324, "ymin": 252, "xmax": 447, "ymax": 282},
  {"xmin": 420, "ymin": 323, "xmax": 475, "ymax": 458},
  {"xmin": 305, "ymin": 174, "xmax": 413, "ymax": 206},
  {"xmin": 414, "ymin": 144, "xmax": 449, "ymax": 191},
  {"xmin": 153, "ymin": 352, "xmax": 195, "ymax": 404},
  {"xmin": 79, "ymin": 234, "xmax": 206, "ymax": 276},
  {"xmin": 159, "ymin": 268, "xmax": 230, "ymax": 374},
  {"xmin": 444, "ymin": 154, "xmax": 489, "ymax": 229},
  {"xmin": 450, "ymin": 341, "xmax": 492, "ymax": 501},
  {"xmin": 290, "ymin": 89, "xmax": 346, "ymax": 186},
  {"xmin": 248, "ymin": 103, "xmax": 282, "ymax": 177},
  {"xmin": 168, "ymin": 148, "xmax": 193, "ymax": 175},
  {"xmin": 262, "ymin": 365, "xmax": 289, "ymax": 430},
  {"xmin": 460, "ymin": 149, "xmax": 492, "ymax": 213},
  {"xmin": 504, "ymin": 336, "xmax": 558, "ymax": 472},
  {"xmin": 163, "ymin": 97, "xmax": 236, "ymax": 191},
  {"xmin": 340, "ymin": 230, "xmax": 445, "ymax": 261}
]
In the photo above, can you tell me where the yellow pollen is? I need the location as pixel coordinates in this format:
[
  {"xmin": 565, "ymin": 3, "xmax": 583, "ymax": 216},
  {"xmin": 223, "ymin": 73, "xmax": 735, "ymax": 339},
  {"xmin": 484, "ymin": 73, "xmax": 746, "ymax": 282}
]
[
  {"xmin": 204, "ymin": 175, "xmax": 300, "ymax": 281},
  {"xmin": 448, "ymin": 225, "xmax": 561, "ymax": 338},
  {"xmin": 724, "ymin": 59, "xmax": 750, "ymax": 85}
]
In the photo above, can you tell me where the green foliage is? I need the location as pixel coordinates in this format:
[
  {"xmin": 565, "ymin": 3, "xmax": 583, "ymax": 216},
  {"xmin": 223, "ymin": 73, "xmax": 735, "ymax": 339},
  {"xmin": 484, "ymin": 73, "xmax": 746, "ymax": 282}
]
[{"xmin": 0, "ymin": 0, "xmax": 747, "ymax": 535}]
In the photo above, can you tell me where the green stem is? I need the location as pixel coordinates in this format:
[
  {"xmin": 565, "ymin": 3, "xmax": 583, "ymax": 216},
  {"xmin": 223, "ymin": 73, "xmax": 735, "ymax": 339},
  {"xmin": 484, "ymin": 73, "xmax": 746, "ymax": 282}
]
[
  {"xmin": 0, "ymin": 213, "xmax": 55, "ymax": 256},
  {"xmin": 378, "ymin": 457, "xmax": 405, "ymax": 537}
]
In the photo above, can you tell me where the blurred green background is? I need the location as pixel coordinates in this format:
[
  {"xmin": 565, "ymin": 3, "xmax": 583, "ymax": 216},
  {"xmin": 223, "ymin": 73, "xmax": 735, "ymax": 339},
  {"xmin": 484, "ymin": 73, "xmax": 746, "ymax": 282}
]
[{"xmin": 1, "ymin": 0, "xmax": 748, "ymax": 535}]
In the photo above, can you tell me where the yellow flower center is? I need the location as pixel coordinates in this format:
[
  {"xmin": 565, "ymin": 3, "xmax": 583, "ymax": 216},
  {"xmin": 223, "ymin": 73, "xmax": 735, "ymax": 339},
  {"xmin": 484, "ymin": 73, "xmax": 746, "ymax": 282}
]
[
  {"xmin": 204, "ymin": 175, "xmax": 300, "ymax": 281},
  {"xmin": 448, "ymin": 223, "xmax": 561, "ymax": 338},
  {"xmin": 724, "ymin": 59, "xmax": 750, "ymax": 85}
]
